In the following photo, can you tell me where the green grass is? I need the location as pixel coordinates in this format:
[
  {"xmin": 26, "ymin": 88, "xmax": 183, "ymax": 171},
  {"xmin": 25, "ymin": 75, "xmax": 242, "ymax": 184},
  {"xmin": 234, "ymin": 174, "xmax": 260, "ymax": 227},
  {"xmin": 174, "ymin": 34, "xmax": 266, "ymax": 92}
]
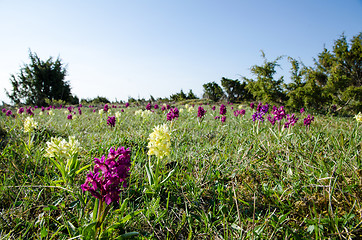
[{"xmin": 0, "ymin": 104, "xmax": 361, "ymax": 239}]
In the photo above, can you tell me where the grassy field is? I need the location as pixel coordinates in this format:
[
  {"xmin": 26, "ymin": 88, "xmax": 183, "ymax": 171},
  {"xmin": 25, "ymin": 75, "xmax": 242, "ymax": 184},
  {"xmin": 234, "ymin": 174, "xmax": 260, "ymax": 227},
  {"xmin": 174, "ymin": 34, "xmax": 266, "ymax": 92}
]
[{"xmin": 0, "ymin": 103, "xmax": 361, "ymax": 239}]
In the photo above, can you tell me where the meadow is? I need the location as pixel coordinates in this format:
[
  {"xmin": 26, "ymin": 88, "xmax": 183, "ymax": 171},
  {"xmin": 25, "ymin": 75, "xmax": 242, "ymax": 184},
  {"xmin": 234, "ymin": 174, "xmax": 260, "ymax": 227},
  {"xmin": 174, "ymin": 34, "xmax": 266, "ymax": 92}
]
[{"xmin": 0, "ymin": 102, "xmax": 361, "ymax": 239}]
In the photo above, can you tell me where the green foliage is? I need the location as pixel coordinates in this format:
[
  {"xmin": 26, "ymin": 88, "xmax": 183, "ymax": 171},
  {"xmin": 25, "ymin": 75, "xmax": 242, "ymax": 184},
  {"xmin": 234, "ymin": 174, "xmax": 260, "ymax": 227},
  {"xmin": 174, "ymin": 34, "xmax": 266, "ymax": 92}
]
[
  {"xmin": 81, "ymin": 96, "xmax": 110, "ymax": 105},
  {"xmin": 186, "ymin": 89, "xmax": 198, "ymax": 100},
  {"xmin": 170, "ymin": 89, "xmax": 187, "ymax": 101},
  {"xmin": 170, "ymin": 89, "xmax": 198, "ymax": 101},
  {"xmin": 244, "ymin": 51, "xmax": 286, "ymax": 103},
  {"xmin": 220, "ymin": 77, "xmax": 252, "ymax": 102},
  {"xmin": 5, "ymin": 50, "xmax": 76, "ymax": 106},
  {"xmin": 202, "ymin": 81, "xmax": 224, "ymax": 102},
  {"xmin": 311, "ymin": 32, "xmax": 362, "ymax": 113}
]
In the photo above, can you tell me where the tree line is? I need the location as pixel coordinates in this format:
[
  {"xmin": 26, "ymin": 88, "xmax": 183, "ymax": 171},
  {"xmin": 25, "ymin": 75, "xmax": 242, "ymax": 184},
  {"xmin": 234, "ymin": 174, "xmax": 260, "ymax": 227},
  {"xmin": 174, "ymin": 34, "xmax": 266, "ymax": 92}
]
[
  {"xmin": 5, "ymin": 33, "xmax": 362, "ymax": 114},
  {"xmin": 202, "ymin": 33, "xmax": 362, "ymax": 113}
]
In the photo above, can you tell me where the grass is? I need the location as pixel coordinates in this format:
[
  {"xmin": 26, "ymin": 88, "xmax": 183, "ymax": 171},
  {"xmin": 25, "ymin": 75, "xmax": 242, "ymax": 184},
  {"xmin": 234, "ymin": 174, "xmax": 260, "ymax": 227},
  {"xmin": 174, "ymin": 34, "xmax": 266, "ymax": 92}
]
[{"xmin": 0, "ymin": 104, "xmax": 361, "ymax": 239}]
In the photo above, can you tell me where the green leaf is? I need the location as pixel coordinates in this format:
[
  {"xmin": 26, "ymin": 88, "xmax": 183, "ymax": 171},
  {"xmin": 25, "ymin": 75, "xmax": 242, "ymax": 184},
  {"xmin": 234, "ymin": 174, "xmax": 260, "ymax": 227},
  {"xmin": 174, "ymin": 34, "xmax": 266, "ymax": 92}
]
[
  {"xmin": 40, "ymin": 227, "xmax": 48, "ymax": 238},
  {"xmin": 116, "ymin": 232, "xmax": 139, "ymax": 239},
  {"xmin": 76, "ymin": 164, "xmax": 92, "ymax": 175},
  {"xmin": 82, "ymin": 222, "xmax": 97, "ymax": 239},
  {"xmin": 145, "ymin": 163, "xmax": 154, "ymax": 185}
]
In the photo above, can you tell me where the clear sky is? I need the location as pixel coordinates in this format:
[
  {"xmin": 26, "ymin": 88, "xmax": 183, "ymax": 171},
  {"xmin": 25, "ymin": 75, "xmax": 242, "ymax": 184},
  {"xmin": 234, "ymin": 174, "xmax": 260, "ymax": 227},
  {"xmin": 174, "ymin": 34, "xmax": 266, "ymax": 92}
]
[{"xmin": 1, "ymin": 0, "xmax": 361, "ymax": 103}]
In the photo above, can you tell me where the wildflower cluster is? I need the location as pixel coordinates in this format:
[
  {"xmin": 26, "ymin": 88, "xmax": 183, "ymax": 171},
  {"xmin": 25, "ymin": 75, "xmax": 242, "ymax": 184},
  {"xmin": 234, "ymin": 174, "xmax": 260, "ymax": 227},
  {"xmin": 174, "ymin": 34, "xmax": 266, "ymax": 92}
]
[
  {"xmin": 304, "ymin": 115, "xmax": 314, "ymax": 126},
  {"xmin": 197, "ymin": 106, "xmax": 207, "ymax": 119},
  {"xmin": 135, "ymin": 109, "xmax": 153, "ymax": 118},
  {"xmin": 147, "ymin": 124, "xmax": 171, "ymax": 159},
  {"xmin": 219, "ymin": 104, "xmax": 227, "ymax": 115},
  {"xmin": 167, "ymin": 108, "xmax": 179, "ymax": 121},
  {"xmin": 146, "ymin": 103, "xmax": 152, "ymax": 110},
  {"xmin": 234, "ymin": 109, "xmax": 245, "ymax": 117},
  {"xmin": 107, "ymin": 116, "xmax": 116, "ymax": 128},
  {"xmin": 81, "ymin": 147, "xmax": 131, "ymax": 205},
  {"xmin": 284, "ymin": 114, "xmax": 298, "ymax": 128},
  {"xmin": 267, "ymin": 106, "xmax": 286, "ymax": 125},
  {"xmin": 252, "ymin": 103, "xmax": 269, "ymax": 122}
]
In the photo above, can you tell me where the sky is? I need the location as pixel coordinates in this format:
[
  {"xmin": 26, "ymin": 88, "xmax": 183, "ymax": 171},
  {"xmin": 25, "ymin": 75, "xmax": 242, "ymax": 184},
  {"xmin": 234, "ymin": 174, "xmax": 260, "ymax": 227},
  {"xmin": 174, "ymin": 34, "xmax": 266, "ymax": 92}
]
[{"xmin": 1, "ymin": 0, "xmax": 361, "ymax": 103}]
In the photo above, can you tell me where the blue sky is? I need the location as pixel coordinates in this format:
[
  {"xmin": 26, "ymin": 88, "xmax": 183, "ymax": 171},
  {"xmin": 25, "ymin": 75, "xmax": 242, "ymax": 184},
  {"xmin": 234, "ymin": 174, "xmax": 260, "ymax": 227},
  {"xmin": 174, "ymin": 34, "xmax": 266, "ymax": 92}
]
[{"xmin": 1, "ymin": 0, "xmax": 361, "ymax": 103}]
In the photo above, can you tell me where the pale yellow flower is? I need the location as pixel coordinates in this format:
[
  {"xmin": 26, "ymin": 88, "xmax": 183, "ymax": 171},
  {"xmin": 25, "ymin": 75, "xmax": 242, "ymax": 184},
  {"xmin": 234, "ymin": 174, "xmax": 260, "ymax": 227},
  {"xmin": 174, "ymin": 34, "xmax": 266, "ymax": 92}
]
[
  {"xmin": 115, "ymin": 111, "xmax": 122, "ymax": 118},
  {"xmin": 44, "ymin": 136, "xmax": 80, "ymax": 158},
  {"xmin": 135, "ymin": 109, "xmax": 143, "ymax": 116},
  {"xmin": 355, "ymin": 112, "xmax": 362, "ymax": 123},
  {"xmin": 24, "ymin": 117, "xmax": 38, "ymax": 133},
  {"xmin": 44, "ymin": 137, "xmax": 68, "ymax": 158},
  {"xmin": 48, "ymin": 110, "xmax": 55, "ymax": 116},
  {"xmin": 147, "ymin": 124, "xmax": 171, "ymax": 159},
  {"xmin": 67, "ymin": 136, "xmax": 81, "ymax": 156},
  {"xmin": 39, "ymin": 112, "xmax": 43, "ymax": 116},
  {"xmin": 135, "ymin": 109, "xmax": 152, "ymax": 118},
  {"xmin": 99, "ymin": 109, "xmax": 104, "ymax": 115}
]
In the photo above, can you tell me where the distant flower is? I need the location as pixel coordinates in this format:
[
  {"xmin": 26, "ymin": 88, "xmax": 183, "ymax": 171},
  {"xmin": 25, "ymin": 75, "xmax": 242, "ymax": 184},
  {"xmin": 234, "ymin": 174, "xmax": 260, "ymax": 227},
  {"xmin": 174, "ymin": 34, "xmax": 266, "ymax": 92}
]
[
  {"xmin": 107, "ymin": 116, "xmax": 116, "ymax": 128},
  {"xmin": 26, "ymin": 107, "xmax": 34, "ymax": 116},
  {"xmin": 67, "ymin": 114, "xmax": 73, "ymax": 120},
  {"xmin": 214, "ymin": 116, "xmax": 220, "ymax": 120},
  {"xmin": 125, "ymin": 102, "xmax": 130, "ymax": 108},
  {"xmin": 24, "ymin": 117, "xmax": 38, "ymax": 133},
  {"xmin": 103, "ymin": 104, "xmax": 109, "ymax": 113},
  {"xmin": 48, "ymin": 110, "xmax": 55, "ymax": 116},
  {"xmin": 267, "ymin": 115, "xmax": 276, "ymax": 125},
  {"xmin": 212, "ymin": 106, "xmax": 216, "ymax": 111},
  {"xmin": 272, "ymin": 106, "xmax": 285, "ymax": 121},
  {"xmin": 219, "ymin": 104, "xmax": 227, "ymax": 115},
  {"xmin": 304, "ymin": 115, "xmax": 314, "ymax": 126},
  {"xmin": 146, "ymin": 103, "xmax": 152, "ymax": 110},
  {"xmin": 67, "ymin": 106, "xmax": 74, "ymax": 113},
  {"xmin": 300, "ymin": 108, "xmax": 305, "ymax": 114},
  {"xmin": 354, "ymin": 112, "xmax": 362, "ymax": 123},
  {"xmin": 167, "ymin": 108, "xmax": 179, "ymax": 121},
  {"xmin": 115, "ymin": 111, "xmax": 121, "ymax": 118},
  {"xmin": 147, "ymin": 124, "xmax": 171, "ymax": 159},
  {"xmin": 2, "ymin": 108, "xmax": 6, "ymax": 113},
  {"xmin": 166, "ymin": 104, "xmax": 171, "ymax": 110},
  {"xmin": 154, "ymin": 104, "xmax": 159, "ymax": 109},
  {"xmin": 256, "ymin": 102, "xmax": 262, "ymax": 112},
  {"xmin": 331, "ymin": 105, "xmax": 337, "ymax": 112},
  {"xmin": 41, "ymin": 106, "xmax": 45, "ymax": 112},
  {"xmin": 78, "ymin": 107, "xmax": 82, "ymax": 115},
  {"xmin": 221, "ymin": 116, "xmax": 226, "ymax": 123},
  {"xmin": 260, "ymin": 104, "xmax": 269, "ymax": 114},
  {"xmin": 252, "ymin": 112, "xmax": 264, "ymax": 122},
  {"xmin": 284, "ymin": 114, "xmax": 298, "ymax": 128},
  {"xmin": 6, "ymin": 110, "xmax": 12, "ymax": 116},
  {"xmin": 161, "ymin": 105, "xmax": 166, "ymax": 111},
  {"xmin": 99, "ymin": 109, "xmax": 104, "ymax": 115},
  {"xmin": 18, "ymin": 107, "xmax": 24, "ymax": 114},
  {"xmin": 197, "ymin": 106, "xmax": 207, "ymax": 119},
  {"xmin": 81, "ymin": 147, "xmax": 131, "ymax": 205}
]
